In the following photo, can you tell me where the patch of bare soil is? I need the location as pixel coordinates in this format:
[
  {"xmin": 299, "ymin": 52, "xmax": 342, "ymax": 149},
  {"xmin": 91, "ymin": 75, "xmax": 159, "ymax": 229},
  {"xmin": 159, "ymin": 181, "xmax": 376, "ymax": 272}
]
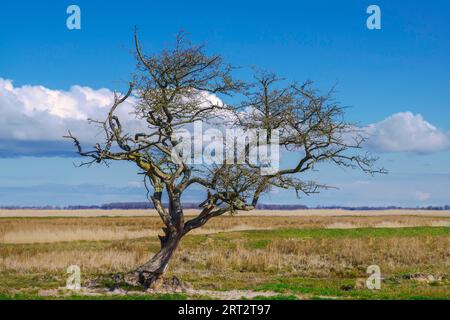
[
  {"xmin": 36, "ymin": 287, "xmax": 290, "ymax": 300},
  {"xmin": 36, "ymin": 276, "xmax": 294, "ymax": 300},
  {"xmin": 186, "ymin": 289, "xmax": 299, "ymax": 299}
]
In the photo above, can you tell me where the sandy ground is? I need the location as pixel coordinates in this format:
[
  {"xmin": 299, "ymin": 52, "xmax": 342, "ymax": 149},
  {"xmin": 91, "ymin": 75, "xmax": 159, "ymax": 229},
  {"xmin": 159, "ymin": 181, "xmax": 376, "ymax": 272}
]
[
  {"xmin": 1, "ymin": 209, "xmax": 449, "ymax": 218},
  {"xmin": 37, "ymin": 287, "xmax": 291, "ymax": 300}
]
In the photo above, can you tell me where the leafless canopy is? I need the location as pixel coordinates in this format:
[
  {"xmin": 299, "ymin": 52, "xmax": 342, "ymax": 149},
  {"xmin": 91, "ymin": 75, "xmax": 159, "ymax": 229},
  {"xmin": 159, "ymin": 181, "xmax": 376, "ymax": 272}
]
[{"xmin": 64, "ymin": 31, "xmax": 385, "ymax": 287}]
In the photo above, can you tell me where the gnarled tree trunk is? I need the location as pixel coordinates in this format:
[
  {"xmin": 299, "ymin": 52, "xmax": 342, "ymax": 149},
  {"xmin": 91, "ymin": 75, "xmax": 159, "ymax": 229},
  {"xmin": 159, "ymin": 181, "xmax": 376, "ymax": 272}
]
[
  {"xmin": 126, "ymin": 192, "xmax": 186, "ymax": 289},
  {"xmin": 133, "ymin": 230, "xmax": 182, "ymax": 288}
]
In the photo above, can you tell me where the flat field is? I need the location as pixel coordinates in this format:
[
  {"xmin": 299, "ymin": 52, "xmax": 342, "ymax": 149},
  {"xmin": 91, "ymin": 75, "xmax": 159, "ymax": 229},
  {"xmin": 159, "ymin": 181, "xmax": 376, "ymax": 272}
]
[{"xmin": 0, "ymin": 210, "xmax": 448, "ymax": 300}]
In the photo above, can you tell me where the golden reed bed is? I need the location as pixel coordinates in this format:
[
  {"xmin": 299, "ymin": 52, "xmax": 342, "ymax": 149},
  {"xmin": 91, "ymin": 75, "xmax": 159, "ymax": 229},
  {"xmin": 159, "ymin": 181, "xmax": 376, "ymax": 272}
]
[
  {"xmin": 1, "ymin": 209, "xmax": 450, "ymax": 218},
  {"xmin": 0, "ymin": 212, "xmax": 449, "ymax": 244},
  {"xmin": 0, "ymin": 211, "xmax": 448, "ymax": 299}
]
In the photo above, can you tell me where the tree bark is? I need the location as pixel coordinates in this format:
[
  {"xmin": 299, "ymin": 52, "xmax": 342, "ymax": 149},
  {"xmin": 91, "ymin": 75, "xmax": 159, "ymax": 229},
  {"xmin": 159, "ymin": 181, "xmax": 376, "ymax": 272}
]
[
  {"xmin": 125, "ymin": 192, "xmax": 186, "ymax": 289},
  {"xmin": 124, "ymin": 194, "xmax": 221, "ymax": 289},
  {"xmin": 128, "ymin": 230, "xmax": 182, "ymax": 288},
  {"xmin": 127, "ymin": 190, "xmax": 184, "ymax": 288}
]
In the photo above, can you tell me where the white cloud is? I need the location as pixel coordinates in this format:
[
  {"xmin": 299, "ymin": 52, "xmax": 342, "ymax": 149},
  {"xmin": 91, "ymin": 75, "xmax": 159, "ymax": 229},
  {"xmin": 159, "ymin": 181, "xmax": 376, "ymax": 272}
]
[
  {"xmin": 0, "ymin": 78, "xmax": 145, "ymax": 143},
  {"xmin": 0, "ymin": 78, "xmax": 227, "ymax": 156},
  {"xmin": 364, "ymin": 112, "xmax": 450, "ymax": 153},
  {"xmin": 2, "ymin": 78, "xmax": 449, "ymax": 157}
]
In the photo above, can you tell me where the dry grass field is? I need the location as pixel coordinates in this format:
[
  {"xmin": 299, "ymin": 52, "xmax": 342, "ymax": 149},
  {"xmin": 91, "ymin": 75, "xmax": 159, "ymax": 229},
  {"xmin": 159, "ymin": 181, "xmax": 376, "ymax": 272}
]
[{"xmin": 0, "ymin": 210, "xmax": 449, "ymax": 299}]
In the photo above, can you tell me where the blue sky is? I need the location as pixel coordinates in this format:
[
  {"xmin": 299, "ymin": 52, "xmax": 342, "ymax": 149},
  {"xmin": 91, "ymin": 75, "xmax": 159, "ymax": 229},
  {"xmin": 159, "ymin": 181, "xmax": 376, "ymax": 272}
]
[{"xmin": 0, "ymin": 0, "xmax": 449, "ymax": 206}]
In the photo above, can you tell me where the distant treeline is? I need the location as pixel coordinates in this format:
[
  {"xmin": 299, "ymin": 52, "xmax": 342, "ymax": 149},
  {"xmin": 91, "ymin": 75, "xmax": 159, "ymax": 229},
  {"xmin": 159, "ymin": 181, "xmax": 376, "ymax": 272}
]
[
  {"xmin": 315, "ymin": 205, "xmax": 450, "ymax": 211},
  {"xmin": 1, "ymin": 202, "xmax": 450, "ymax": 211}
]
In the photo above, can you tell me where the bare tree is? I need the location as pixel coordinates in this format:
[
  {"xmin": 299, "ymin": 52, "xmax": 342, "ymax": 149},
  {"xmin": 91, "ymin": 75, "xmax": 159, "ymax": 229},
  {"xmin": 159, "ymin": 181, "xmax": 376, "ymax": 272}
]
[{"xmin": 65, "ymin": 31, "xmax": 385, "ymax": 288}]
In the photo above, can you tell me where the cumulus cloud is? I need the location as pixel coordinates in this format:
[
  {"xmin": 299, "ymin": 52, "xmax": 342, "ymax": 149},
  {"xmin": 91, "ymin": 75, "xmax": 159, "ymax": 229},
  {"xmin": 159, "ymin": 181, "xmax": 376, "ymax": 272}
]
[
  {"xmin": 1, "ymin": 78, "xmax": 449, "ymax": 157},
  {"xmin": 0, "ymin": 78, "xmax": 144, "ymax": 156},
  {"xmin": 0, "ymin": 78, "xmax": 227, "ymax": 157},
  {"xmin": 364, "ymin": 112, "xmax": 450, "ymax": 153}
]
